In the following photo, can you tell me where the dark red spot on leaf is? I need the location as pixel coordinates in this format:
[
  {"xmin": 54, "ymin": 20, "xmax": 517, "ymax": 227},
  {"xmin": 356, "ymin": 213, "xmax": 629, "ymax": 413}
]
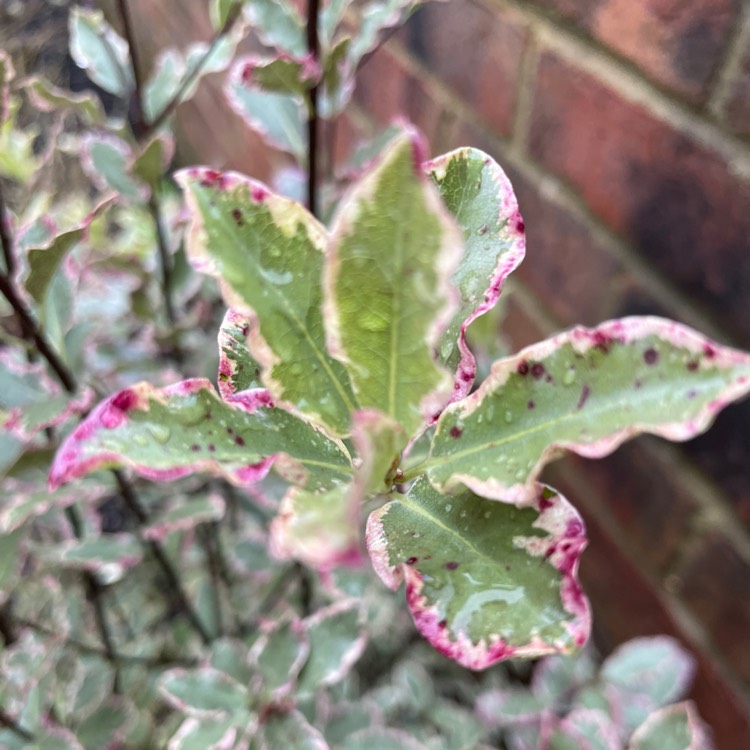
[
  {"xmin": 405, "ymin": 556, "xmax": 418, "ymax": 565},
  {"xmin": 251, "ymin": 185, "xmax": 269, "ymax": 202},
  {"xmin": 449, "ymin": 426, "xmax": 463, "ymax": 438},
  {"xmin": 231, "ymin": 208, "xmax": 243, "ymax": 226},
  {"xmin": 687, "ymin": 360, "xmax": 699, "ymax": 371},
  {"xmin": 438, "ymin": 619, "xmax": 447, "ymax": 629},
  {"xmin": 517, "ymin": 360, "xmax": 529, "ymax": 376},
  {"xmin": 531, "ymin": 363, "xmax": 545, "ymax": 380},
  {"xmin": 200, "ymin": 169, "xmax": 223, "ymax": 188},
  {"xmin": 190, "ymin": 444, "xmax": 200, "ymax": 452},
  {"xmin": 515, "ymin": 217, "xmax": 525, "ymax": 233},
  {"xmin": 234, "ymin": 436, "xmax": 245, "ymax": 447},
  {"xmin": 111, "ymin": 389, "xmax": 137, "ymax": 412},
  {"xmin": 643, "ymin": 348, "xmax": 659, "ymax": 365},
  {"xmin": 444, "ymin": 561, "xmax": 459, "ymax": 570},
  {"xmin": 593, "ymin": 331, "xmax": 614, "ymax": 353},
  {"xmin": 703, "ymin": 343, "xmax": 717, "ymax": 359},
  {"xmin": 527, "ymin": 400, "xmax": 535, "ymax": 409},
  {"xmin": 208, "ymin": 444, "xmax": 216, "ymax": 452},
  {"xmin": 577, "ymin": 384, "xmax": 591, "ymax": 410}
]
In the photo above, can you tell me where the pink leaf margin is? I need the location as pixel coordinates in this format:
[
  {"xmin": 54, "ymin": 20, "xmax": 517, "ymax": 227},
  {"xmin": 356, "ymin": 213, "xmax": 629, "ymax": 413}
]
[{"xmin": 366, "ymin": 485, "xmax": 590, "ymax": 670}]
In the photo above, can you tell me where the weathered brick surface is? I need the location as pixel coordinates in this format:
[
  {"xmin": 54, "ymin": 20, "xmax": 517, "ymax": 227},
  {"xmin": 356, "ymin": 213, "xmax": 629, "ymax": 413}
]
[
  {"xmin": 525, "ymin": 0, "xmax": 739, "ymax": 102},
  {"xmin": 528, "ymin": 50, "xmax": 750, "ymax": 345},
  {"xmin": 398, "ymin": 0, "xmax": 529, "ymax": 137},
  {"xmin": 724, "ymin": 40, "xmax": 750, "ymax": 138},
  {"xmin": 679, "ymin": 531, "xmax": 750, "ymax": 684}
]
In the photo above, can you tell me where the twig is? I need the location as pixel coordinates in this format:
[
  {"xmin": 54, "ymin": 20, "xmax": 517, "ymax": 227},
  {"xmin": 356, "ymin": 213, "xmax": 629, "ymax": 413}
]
[
  {"xmin": 148, "ymin": 191, "xmax": 179, "ymax": 331},
  {"xmin": 0, "ymin": 183, "xmax": 15, "ymax": 276},
  {"xmin": 114, "ymin": 471, "xmax": 212, "ymax": 644},
  {"xmin": 0, "ymin": 707, "xmax": 34, "ymax": 742},
  {"xmin": 307, "ymin": 0, "xmax": 321, "ymax": 217},
  {"xmin": 116, "ymin": 0, "xmax": 147, "ymax": 136}
]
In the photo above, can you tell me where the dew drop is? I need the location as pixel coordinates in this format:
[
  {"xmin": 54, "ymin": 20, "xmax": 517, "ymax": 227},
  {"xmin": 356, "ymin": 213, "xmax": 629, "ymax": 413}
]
[
  {"xmin": 485, "ymin": 404, "xmax": 495, "ymax": 422},
  {"xmin": 563, "ymin": 368, "xmax": 576, "ymax": 386},
  {"xmin": 132, "ymin": 434, "xmax": 148, "ymax": 447},
  {"xmin": 444, "ymin": 503, "xmax": 452, "ymax": 512},
  {"xmin": 484, "ymin": 511, "xmax": 491, "ymax": 519},
  {"xmin": 147, "ymin": 424, "xmax": 171, "ymax": 444},
  {"xmin": 514, "ymin": 469, "xmax": 526, "ymax": 481}
]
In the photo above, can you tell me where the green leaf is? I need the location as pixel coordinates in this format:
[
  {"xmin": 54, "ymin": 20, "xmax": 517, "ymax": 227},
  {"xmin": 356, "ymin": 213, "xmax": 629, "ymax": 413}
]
[
  {"xmin": 168, "ymin": 716, "xmax": 239, "ymax": 750},
  {"xmin": 143, "ymin": 495, "xmax": 226, "ymax": 541},
  {"xmin": 242, "ymin": 55, "xmax": 320, "ymax": 97},
  {"xmin": 0, "ymin": 99, "xmax": 38, "ymax": 181},
  {"xmin": 629, "ymin": 702, "xmax": 711, "ymax": 750},
  {"xmin": 25, "ymin": 198, "xmax": 111, "ymax": 305},
  {"xmin": 366, "ymin": 478, "xmax": 590, "ymax": 669},
  {"xmin": 75, "ymin": 698, "xmax": 135, "ymax": 750},
  {"xmin": 225, "ymin": 58, "xmax": 307, "ymax": 161},
  {"xmin": 132, "ymin": 134, "xmax": 174, "ymax": 190},
  {"xmin": 243, "ymin": 0, "xmax": 307, "ymax": 56},
  {"xmin": 270, "ymin": 483, "xmax": 363, "ymax": 569},
  {"xmin": 160, "ymin": 667, "xmax": 248, "ymax": 718},
  {"xmin": 259, "ymin": 710, "xmax": 329, "ymax": 750},
  {"xmin": 0, "ymin": 50, "xmax": 13, "ymax": 122},
  {"xmin": 177, "ymin": 169, "xmax": 357, "ymax": 435},
  {"xmin": 549, "ymin": 708, "xmax": 621, "ymax": 750},
  {"xmin": 337, "ymin": 728, "xmax": 430, "ymax": 750},
  {"xmin": 38, "ymin": 534, "xmax": 142, "ymax": 572},
  {"xmin": 82, "ymin": 133, "xmax": 146, "ymax": 202},
  {"xmin": 249, "ymin": 617, "xmax": 309, "ymax": 699},
  {"xmin": 351, "ymin": 409, "xmax": 407, "ymax": 499},
  {"xmin": 297, "ymin": 600, "xmax": 367, "ymax": 696},
  {"xmin": 49, "ymin": 379, "xmax": 353, "ymax": 492},
  {"xmin": 319, "ymin": 37, "xmax": 353, "ymax": 119},
  {"xmin": 210, "ymin": 0, "xmax": 242, "ymax": 30},
  {"xmin": 425, "ymin": 317, "xmax": 750, "ymax": 503},
  {"xmin": 69, "ymin": 8, "xmax": 133, "ymax": 97},
  {"xmin": 26, "ymin": 75, "xmax": 104, "ymax": 123},
  {"xmin": 325, "ymin": 129, "xmax": 462, "ymax": 436},
  {"xmin": 426, "ymin": 148, "xmax": 526, "ymax": 394},
  {"xmin": 0, "ymin": 527, "xmax": 23, "ymax": 601},
  {"xmin": 217, "ymin": 309, "xmax": 263, "ymax": 398}
]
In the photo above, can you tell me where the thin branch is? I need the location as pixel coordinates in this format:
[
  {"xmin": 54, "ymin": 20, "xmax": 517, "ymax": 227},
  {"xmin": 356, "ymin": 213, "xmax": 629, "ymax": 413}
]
[
  {"xmin": 116, "ymin": 0, "xmax": 147, "ymax": 136},
  {"xmin": 148, "ymin": 191, "xmax": 179, "ymax": 332},
  {"xmin": 0, "ymin": 707, "xmax": 34, "ymax": 742},
  {"xmin": 0, "ymin": 182, "xmax": 15, "ymax": 276},
  {"xmin": 114, "ymin": 471, "xmax": 212, "ymax": 644},
  {"xmin": 307, "ymin": 0, "xmax": 321, "ymax": 217}
]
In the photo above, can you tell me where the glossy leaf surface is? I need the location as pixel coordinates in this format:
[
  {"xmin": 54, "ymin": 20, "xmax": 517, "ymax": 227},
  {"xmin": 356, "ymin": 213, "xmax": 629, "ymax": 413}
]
[
  {"xmin": 325, "ymin": 131, "xmax": 462, "ymax": 435},
  {"xmin": 425, "ymin": 148, "xmax": 526, "ymax": 397},
  {"xmin": 177, "ymin": 168, "xmax": 357, "ymax": 435},
  {"xmin": 427, "ymin": 318, "xmax": 750, "ymax": 503},
  {"xmin": 49, "ymin": 379, "xmax": 352, "ymax": 492},
  {"xmin": 366, "ymin": 478, "xmax": 590, "ymax": 669}
]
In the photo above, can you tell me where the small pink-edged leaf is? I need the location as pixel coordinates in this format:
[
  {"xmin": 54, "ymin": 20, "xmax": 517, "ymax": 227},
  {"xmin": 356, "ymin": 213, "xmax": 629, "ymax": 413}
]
[
  {"xmin": 75, "ymin": 696, "xmax": 137, "ymax": 750},
  {"xmin": 269, "ymin": 483, "xmax": 364, "ymax": 570},
  {"xmin": 225, "ymin": 56, "xmax": 307, "ymax": 161},
  {"xmin": 628, "ymin": 701, "xmax": 713, "ymax": 750},
  {"xmin": 217, "ymin": 309, "xmax": 262, "ymax": 399},
  {"xmin": 249, "ymin": 616, "xmax": 310, "ymax": 700},
  {"xmin": 601, "ymin": 636, "xmax": 695, "ymax": 710},
  {"xmin": 297, "ymin": 599, "xmax": 367, "ymax": 696},
  {"xmin": 167, "ymin": 716, "xmax": 238, "ymax": 750},
  {"xmin": 131, "ymin": 133, "xmax": 175, "ymax": 190},
  {"xmin": 142, "ymin": 495, "xmax": 226, "ymax": 542},
  {"xmin": 25, "ymin": 75, "xmax": 104, "ymax": 123},
  {"xmin": 243, "ymin": 0, "xmax": 307, "ymax": 56},
  {"xmin": 35, "ymin": 533, "xmax": 143, "ymax": 572},
  {"xmin": 80, "ymin": 132, "xmax": 147, "ymax": 202},
  {"xmin": 531, "ymin": 650, "xmax": 597, "ymax": 704},
  {"xmin": 476, "ymin": 687, "xmax": 544, "ymax": 728},
  {"xmin": 550, "ymin": 708, "xmax": 622, "ymax": 750},
  {"xmin": 322, "ymin": 699, "xmax": 384, "ymax": 745},
  {"xmin": 35, "ymin": 725, "xmax": 85, "ymax": 750},
  {"xmin": 259, "ymin": 709, "xmax": 330, "ymax": 750},
  {"xmin": 324, "ymin": 127, "xmax": 462, "ymax": 436},
  {"xmin": 239, "ymin": 54, "xmax": 320, "ymax": 97},
  {"xmin": 159, "ymin": 667, "xmax": 248, "ymax": 718},
  {"xmin": 177, "ymin": 168, "xmax": 357, "ymax": 435},
  {"xmin": 425, "ymin": 147, "xmax": 526, "ymax": 401},
  {"xmin": 426, "ymin": 317, "xmax": 750, "ymax": 504},
  {"xmin": 24, "ymin": 196, "xmax": 112, "ymax": 305},
  {"xmin": 366, "ymin": 478, "xmax": 590, "ymax": 669},
  {"xmin": 49, "ymin": 379, "xmax": 352, "ymax": 492}
]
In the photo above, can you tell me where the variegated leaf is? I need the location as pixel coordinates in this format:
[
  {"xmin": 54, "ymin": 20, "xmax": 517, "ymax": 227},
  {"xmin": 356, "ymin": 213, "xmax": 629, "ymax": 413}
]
[
  {"xmin": 426, "ymin": 318, "xmax": 750, "ymax": 503},
  {"xmin": 325, "ymin": 129, "xmax": 462, "ymax": 436},
  {"xmin": 366, "ymin": 478, "xmax": 590, "ymax": 669},
  {"xmin": 177, "ymin": 169, "xmax": 357, "ymax": 435},
  {"xmin": 49, "ymin": 379, "xmax": 352, "ymax": 492},
  {"xmin": 217, "ymin": 309, "xmax": 262, "ymax": 399},
  {"xmin": 628, "ymin": 702, "xmax": 712, "ymax": 750},
  {"xmin": 425, "ymin": 147, "xmax": 526, "ymax": 399}
]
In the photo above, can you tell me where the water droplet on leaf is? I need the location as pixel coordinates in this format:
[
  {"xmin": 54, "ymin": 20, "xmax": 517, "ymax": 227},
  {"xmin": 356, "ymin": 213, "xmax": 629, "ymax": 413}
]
[{"xmin": 147, "ymin": 424, "xmax": 171, "ymax": 444}]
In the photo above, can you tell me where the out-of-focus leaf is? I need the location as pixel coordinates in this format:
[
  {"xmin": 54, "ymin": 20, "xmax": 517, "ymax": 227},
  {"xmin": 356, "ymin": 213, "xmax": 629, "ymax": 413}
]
[
  {"xmin": 250, "ymin": 617, "xmax": 309, "ymax": 699},
  {"xmin": 0, "ymin": 527, "xmax": 23, "ymax": 603},
  {"xmin": 427, "ymin": 318, "xmax": 750, "ymax": 504},
  {"xmin": 210, "ymin": 0, "xmax": 242, "ymax": 30},
  {"xmin": 74, "ymin": 697, "xmax": 136, "ymax": 750},
  {"xmin": 1, "ymin": 50, "xmax": 15, "ymax": 122},
  {"xmin": 0, "ymin": 99, "xmax": 38, "ymax": 181},
  {"xmin": 49, "ymin": 379, "xmax": 352, "ymax": 492},
  {"xmin": 259, "ymin": 709, "xmax": 330, "ymax": 750},
  {"xmin": 143, "ymin": 495, "xmax": 226, "ymax": 541},
  {"xmin": 159, "ymin": 667, "xmax": 248, "ymax": 717},
  {"xmin": 69, "ymin": 7, "xmax": 133, "ymax": 97},
  {"xmin": 337, "ymin": 727, "xmax": 430, "ymax": 750},
  {"xmin": 242, "ymin": 55, "xmax": 320, "ymax": 97},
  {"xmin": 81, "ymin": 133, "xmax": 146, "ymax": 202},
  {"xmin": 168, "ymin": 716, "xmax": 239, "ymax": 750},
  {"xmin": 628, "ymin": 702, "xmax": 713, "ymax": 750},
  {"xmin": 549, "ymin": 708, "xmax": 621, "ymax": 750},
  {"xmin": 325, "ymin": 129, "xmax": 462, "ymax": 436},
  {"xmin": 37, "ymin": 533, "xmax": 142, "ymax": 572},
  {"xmin": 367, "ymin": 479, "xmax": 590, "ymax": 669},
  {"xmin": 177, "ymin": 168, "xmax": 357, "ymax": 434},
  {"xmin": 132, "ymin": 134, "xmax": 175, "ymax": 189},
  {"xmin": 243, "ymin": 0, "xmax": 306, "ymax": 56},
  {"xmin": 531, "ymin": 650, "xmax": 597, "ymax": 705},
  {"xmin": 297, "ymin": 599, "xmax": 366, "ymax": 696},
  {"xmin": 225, "ymin": 58, "xmax": 307, "ymax": 161},
  {"xmin": 26, "ymin": 76, "xmax": 104, "ymax": 123}
]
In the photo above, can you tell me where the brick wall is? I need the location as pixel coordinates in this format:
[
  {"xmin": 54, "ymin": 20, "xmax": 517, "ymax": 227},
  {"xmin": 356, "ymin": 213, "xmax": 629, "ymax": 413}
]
[{"xmin": 351, "ymin": 1, "xmax": 750, "ymax": 746}]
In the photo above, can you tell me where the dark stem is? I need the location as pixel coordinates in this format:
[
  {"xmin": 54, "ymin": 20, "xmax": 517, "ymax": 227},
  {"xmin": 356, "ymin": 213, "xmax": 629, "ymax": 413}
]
[
  {"xmin": 0, "ymin": 707, "xmax": 34, "ymax": 742},
  {"xmin": 148, "ymin": 191, "xmax": 179, "ymax": 332},
  {"xmin": 307, "ymin": 0, "xmax": 321, "ymax": 217},
  {"xmin": 0, "ymin": 182, "xmax": 15, "ymax": 276},
  {"xmin": 114, "ymin": 471, "xmax": 212, "ymax": 644},
  {"xmin": 0, "ymin": 271, "xmax": 77, "ymax": 393},
  {"xmin": 116, "ymin": 0, "xmax": 147, "ymax": 136}
]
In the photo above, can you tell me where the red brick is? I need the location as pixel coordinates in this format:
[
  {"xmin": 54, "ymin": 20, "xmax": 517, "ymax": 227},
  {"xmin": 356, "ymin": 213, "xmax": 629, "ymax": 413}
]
[
  {"xmin": 724, "ymin": 40, "xmax": 750, "ymax": 138},
  {"xmin": 398, "ymin": 0, "xmax": 528, "ymax": 137},
  {"xmin": 353, "ymin": 44, "xmax": 443, "ymax": 146},
  {"xmin": 546, "ymin": 441, "xmax": 701, "ymax": 574},
  {"xmin": 679, "ymin": 531, "xmax": 750, "ymax": 684},
  {"xmin": 526, "ymin": 0, "xmax": 739, "ymax": 103},
  {"xmin": 576, "ymin": 506, "xmax": 750, "ymax": 748},
  {"xmin": 528, "ymin": 50, "xmax": 750, "ymax": 344}
]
